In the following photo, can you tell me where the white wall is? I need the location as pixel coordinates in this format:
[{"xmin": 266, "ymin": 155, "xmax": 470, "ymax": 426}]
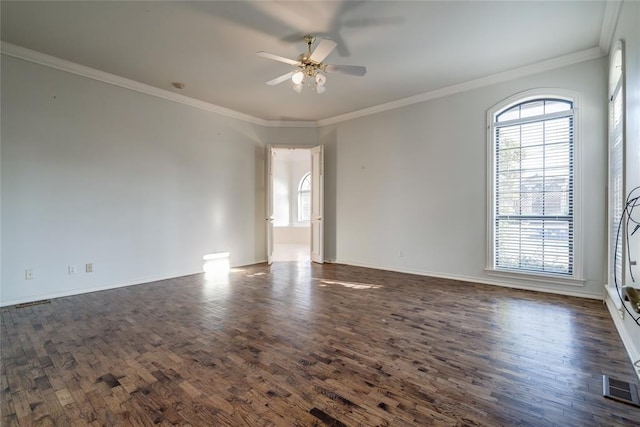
[
  {"xmin": 272, "ymin": 154, "xmax": 291, "ymax": 226},
  {"xmin": 317, "ymin": 125, "xmax": 338, "ymax": 261},
  {"xmin": 605, "ymin": 0, "xmax": 640, "ymax": 377},
  {"xmin": 325, "ymin": 57, "xmax": 607, "ymax": 299},
  {"xmin": 265, "ymin": 127, "xmax": 318, "ymax": 147},
  {"xmin": 273, "ymin": 227, "xmax": 310, "ymax": 245},
  {"xmin": 1, "ymin": 55, "xmax": 267, "ymax": 305}
]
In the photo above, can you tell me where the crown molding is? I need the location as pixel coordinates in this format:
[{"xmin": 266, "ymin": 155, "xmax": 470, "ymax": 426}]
[
  {"xmin": 317, "ymin": 47, "xmax": 605, "ymax": 127},
  {"xmin": 2, "ymin": 41, "xmax": 605, "ymax": 130},
  {"xmin": 262, "ymin": 120, "xmax": 317, "ymax": 128},
  {"xmin": 599, "ymin": 0, "xmax": 623, "ymax": 54},
  {"xmin": 0, "ymin": 41, "xmax": 316, "ymax": 129}
]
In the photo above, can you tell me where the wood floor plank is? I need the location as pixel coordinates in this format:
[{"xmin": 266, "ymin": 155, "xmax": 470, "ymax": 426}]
[{"xmin": 2, "ymin": 262, "xmax": 639, "ymax": 425}]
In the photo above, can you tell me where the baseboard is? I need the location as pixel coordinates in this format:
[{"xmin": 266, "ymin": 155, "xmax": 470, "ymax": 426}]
[
  {"xmin": 234, "ymin": 258, "xmax": 267, "ymax": 267},
  {"xmin": 334, "ymin": 259, "xmax": 603, "ymax": 299},
  {"xmin": 0, "ymin": 269, "xmax": 208, "ymax": 307},
  {"xmin": 605, "ymin": 294, "xmax": 640, "ymax": 381},
  {"xmin": 0, "ymin": 256, "xmax": 275, "ymax": 308}
]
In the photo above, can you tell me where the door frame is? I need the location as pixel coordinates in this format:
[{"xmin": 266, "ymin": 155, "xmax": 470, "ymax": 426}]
[
  {"xmin": 310, "ymin": 145, "xmax": 324, "ymax": 264},
  {"xmin": 266, "ymin": 145, "xmax": 275, "ymax": 265},
  {"xmin": 266, "ymin": 144, "xmax": 324, "ymax": 264}
]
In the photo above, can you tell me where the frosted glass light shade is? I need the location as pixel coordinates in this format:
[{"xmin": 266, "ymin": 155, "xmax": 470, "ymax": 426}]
[{"xmin": 292, "ymin": 71, "xmax": 304, "ymax": 84}]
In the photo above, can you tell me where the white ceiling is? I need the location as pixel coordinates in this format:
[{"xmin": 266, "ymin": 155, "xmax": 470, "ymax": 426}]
[{"xmin": 1, "ymin": 1, "xmax": 610, "ymax": 122}]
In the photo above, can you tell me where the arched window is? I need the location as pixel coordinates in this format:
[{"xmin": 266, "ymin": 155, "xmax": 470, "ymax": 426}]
[
  {"xmin": 298, "ymin": 172, "xmax": 311, "ymax": 222},
  {"xmin": 488, "ymin": 91, "xmax": 580, "ymax": 280}
]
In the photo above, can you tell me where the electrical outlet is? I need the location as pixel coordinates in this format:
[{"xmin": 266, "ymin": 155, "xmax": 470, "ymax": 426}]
[
  {"xmin": 85, "ymin": 263, "xmax": 93, "ymax": 273},
  {"xmin": 68, "ymin": 265, "xmax": 77, "ymax": 275},
  {"xmin": 25, "ymin": 269, "xmax": 33, "ymax": 280}
]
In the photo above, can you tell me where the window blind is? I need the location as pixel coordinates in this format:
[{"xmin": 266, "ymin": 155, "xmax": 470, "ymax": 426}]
[
  {"xmin": 610, "ymin": 80, "xmax": 624, "ymax": 285},
  {"xmin": 494, "ymin": 99, "xmax": 574, "ymax": 275}
]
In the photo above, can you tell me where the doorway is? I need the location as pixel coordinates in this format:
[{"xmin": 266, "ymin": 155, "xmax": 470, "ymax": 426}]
[
  {"xmin": 266, "ymin": 145, "xmax": 323, "ymax": 264},
  {"xmin": 272, "ymin": 147, "xmax": 311, "ymax": 262}
]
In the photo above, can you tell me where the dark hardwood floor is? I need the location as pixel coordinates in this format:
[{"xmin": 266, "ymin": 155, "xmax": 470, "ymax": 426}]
[{"xmin": 2, "ymin": 262, "xmax": 639, "ymax": 426}]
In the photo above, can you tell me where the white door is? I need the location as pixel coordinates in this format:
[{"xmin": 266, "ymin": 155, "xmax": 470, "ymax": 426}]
[
  {"xmin": 310, "ymin": 145, "xmax": 324, "ymax": 263},
  {"xmin": 266, "ymin": 145, "xmax": 275, "ymax": 265}
]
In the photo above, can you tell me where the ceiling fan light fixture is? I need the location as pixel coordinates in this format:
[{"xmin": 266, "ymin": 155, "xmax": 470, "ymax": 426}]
[
  {"xmin": 292, "ymin": 70, "xmax": 304, "ymax": 85},
  {"xmin": 258, "ymin": 35, "xmax": 365, "ymax": 95}
]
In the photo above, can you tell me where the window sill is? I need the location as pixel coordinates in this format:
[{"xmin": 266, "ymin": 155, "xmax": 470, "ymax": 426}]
[{"xmin": 485, "ymin": 268, "xmax": 585, "ymax": 287}]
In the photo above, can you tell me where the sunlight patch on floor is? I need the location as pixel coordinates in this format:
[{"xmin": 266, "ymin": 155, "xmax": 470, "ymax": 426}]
[
  {"xmin": 245, "ymin": 272, "xmax": 267, "ymax": 277},
  {"xmin": 318, "ymin": 279, "xmax": 382, "ymax": 290}
]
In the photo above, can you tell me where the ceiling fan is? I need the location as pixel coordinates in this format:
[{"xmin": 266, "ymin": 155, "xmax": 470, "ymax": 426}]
[{"xmin": 257, "ymin": 35, "xmax": 366, "ymax": 94}]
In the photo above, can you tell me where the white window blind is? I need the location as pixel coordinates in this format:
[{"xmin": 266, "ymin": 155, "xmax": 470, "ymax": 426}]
[
  {"xmin": 493, "ymin": 99, "xmax": 574, "ymax": 275},
  {"xmin": 609, "ymin": 44, "xmax": 624, "ymax": 288}
]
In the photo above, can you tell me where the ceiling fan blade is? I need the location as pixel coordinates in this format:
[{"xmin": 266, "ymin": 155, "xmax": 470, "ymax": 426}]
[
  {"xmin": 266, "ymin": 71, "xmax": 295, "ymax": 86},
  {"xmin": 324, "ymin": 64, "xmax": 367, "ymax": 76},
  {"xmin": 309, "ymin": 38, "xmax": 337, "ymax": 63},
  {"xmin": 257, "ymin": 51, "xmax": 299, "ymax": 66}
]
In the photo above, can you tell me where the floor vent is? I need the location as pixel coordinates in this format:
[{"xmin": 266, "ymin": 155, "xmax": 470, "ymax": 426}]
[
  {"xmin": 15, "ymin": 299, "xmax": 51, "ymax": 308},
  {"xmin": 603, "ymin": 375, "xmax": 640, "ymax": 407}
]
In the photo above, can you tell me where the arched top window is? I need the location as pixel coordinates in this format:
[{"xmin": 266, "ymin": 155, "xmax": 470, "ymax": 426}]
[
  {"xmin": 496, "ymin": 98, "xmax": 572, "ymax": 123},
  {"xmin": 299, "ymin": 173, "xmax": 311, "ymax": 192},
  {"xmin": 298, "ymin": 173, "xmax": 311, "ymax": 222},
  {"xmin": 488, "ymin": 90, "xmax": 580, "ymax": 281}
]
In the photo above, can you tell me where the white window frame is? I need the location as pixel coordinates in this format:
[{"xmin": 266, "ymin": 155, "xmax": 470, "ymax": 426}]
[
  {"xmin": 607, "ymin": 41, "xmax": 625, "ymax": 299},
  {"xmin": 486, "ymin": 89, "xmax": 584, "ymax": 286},
  {"xmin": 297, "ymin": 172, "xmax": 311, "ymax": 222}
]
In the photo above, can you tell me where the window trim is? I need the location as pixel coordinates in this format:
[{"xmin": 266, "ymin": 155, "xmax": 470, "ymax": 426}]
[
  {"xmin": 297, "ymin": 172, "xmax": 311, "ymax": 223},
  {"xmin": 486, "ymin": 88, "xmax": 584, "ymax": 284},
  {"xmin": 607, "ymin": 40, "xmax": 626, "ymax": 301}
]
